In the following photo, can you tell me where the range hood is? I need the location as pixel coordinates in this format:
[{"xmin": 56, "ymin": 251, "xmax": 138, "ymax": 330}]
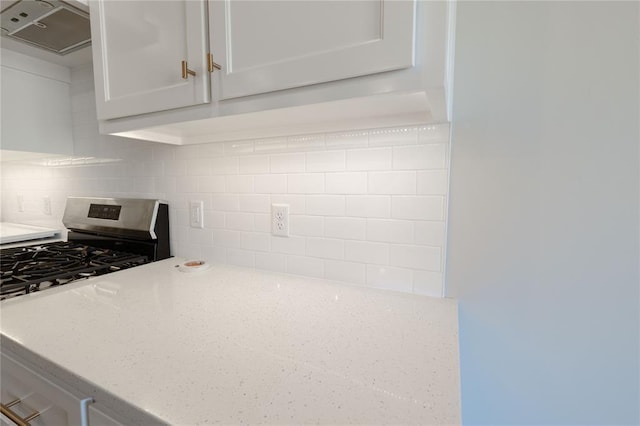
[{"xmin": 0, "ymin": 0, "xmax": 90, "ymax": 55}]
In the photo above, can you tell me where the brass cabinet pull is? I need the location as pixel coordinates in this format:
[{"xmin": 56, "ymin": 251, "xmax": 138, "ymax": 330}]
[
  {"xmin": 207, "ymin": 53, "xmax": 221, "ymax": 72},
  {"xmin": 1, "ymin": 398, "xmax": 41, "ymax": 426},
  {"xmin": 181, "ymin": 60, "xmax": 196, "ymax": 79}
]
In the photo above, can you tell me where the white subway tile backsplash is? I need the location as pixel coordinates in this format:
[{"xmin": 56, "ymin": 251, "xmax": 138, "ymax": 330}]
[
  {"xmin": 199, "ymin": 142, "xmax": 225, "ymax": 158},
  {"xmin": 225, "ymin": 140, "xmax": 254, "ymax": 155},
  {"xmin": 254, "ymin": 137, "xmax": 288, "ymax": 153},
  {"xmin": 287, "ymin": 173, "xmax": 324, "ymax": 194},
  {"xmin": 324, "ymin": 260, "xmax": 366, "ymax": 285},
  {"xmin": 239, "ymin": 155, "xmax": 270, "ymax": 174},
  {"xmin": 345, "ymin": 240, "xmax": 389, "ymax": 264},
  {"xmin": 413, "ymin": 221, "xmax": 447, "ymax": 246},
  {"xmin": 306, "ymin": 237, "xmax": 344, "ymax": 260},
  {"xmin": 255, "ymin": 252, "xmax": 287, "ymax": 273},
  {"xmin": 366, "ymin": 265, "xmax": 413, "ymax": 293},
  {"xmin": 211, "ymin": 157, "xmax": 239, "ymax": 175},
  {"xmin": 389, "ymin": 245, "xmax": 441, "ymax": 271},
  {"xmin": 271, "ymin": 195, "xmax": 306, "ymax": 214},
  {"xmin": 418, "ymin": 123, "xmax": 450, "ymax": 144},
  {"xmin": 325, "ymin": 172, "xmax": 367, "ymax": 194},
  {"xmin": 254, "ymin": 214, "xmax": 271, "ymax": 233},
  {"xmin": 227, "ymin": 248, "xmax": 255, "ymax": 267},
  {"xmin": 346, "ymin": 148, "xmax": 392, "ymax": 171},
  {"xmin": 201, "ymin": 245, "xmax": 226, "ymax": 263},
  {"xmin": 241, "ymin": 232, "xmax": 271, "ymax": 252},
  {"xmin": 306, "ymin": 195, "xmax": 345, "ymax": 216},
  {"xmin": 391, "ymin": 196, "xmax": 444, "ymax": 221},
  {"xmin": 345, "ymin": 195, "xmax": 391, "ymax": 218},
  {"xmin": 366, "ymin": 219, "xmax": 414, "ymax": 244},
  {"xmin": 417, "ymin": 170, "xmax": 448, "ymax": 195},
  {"xmin": 204, "ymin": 210, "xmax": 225, "ymax": 229},
  {"xmin": 287, "ymin": 134, "xmax": 325, "ymax": 151},
  {"xmin": 212, "ymin": 194, "xmax": 239, "ymax": 211},
  {"xmin": 175, "ymin": 145, "xmax": 201, "ymax": 160},
  {"xmin": 187, "ymin": 227, "xmax": 213, "ymax": 246},
  {"xmin": 186, "ymin": 158, "xmax": 211, "ymax": 176},
  {"xmin": 290, "ymin": 215, "xmax": 324, "ymax": 237},
  {"xmin": 325, "ymin": 130, "xmax": 369, "ymax": 149},
  {"xmin": 3, "ymin": 77, "xmax": 450, "ymax": 299},
  {"xmin": 254, "ymin": 174, "xmax": 287, "ymax": 194},
  {"xmin": 176, "ymin": 176, "xmax": 199, "ymax": 192},
  {"xmin": 198, "ymin": 176, "xmax": 226, "ymax": 193},
  {"xmin": 238, "ymin": 194, "xmax": 271, "ymax": 213},
  {"xmin": 271, "ymin": 236, "xmax": 306, "ymax": 255},
  {"xmin": 225, "ymin": 212, "xmax": 254, "ymax": 231},
  {"xmin": 226, "ymin": 175, "xmax": 254, "ymax": 193},
  {"xmin": 393, "ymin": 144, "xmax": 448, "ymax": 170},
  {"xmin": 413, "ymin": 271, "xmax": 444, "ymax": 297},
  {"xmin": 368, "ymin": 171, "xmax": 416, "ymax": 195},
  {"xmin": 164, "ymin": 159, "xmax": 187, "ymax": 176},
  {"xmin": 306, "ymin": 150, "xmax": 345, "ymax": 172},
  {"xmin": 212, "ymin": 229, "xmax": 242, "ymax": 248},
  {"xmin": 287, "ymin": 255, "xmax": 324, "ymax": 278},
  {"xmin": 369, "ymin": 126, "xmax": 418, "ymax": 147},
  {"xmin": 270, "ymin": 153, "xmax": 305, "ymax": 173},
  {"xmin": 324, "ymin": 217, "xmax": 366, "ymax": 240}
]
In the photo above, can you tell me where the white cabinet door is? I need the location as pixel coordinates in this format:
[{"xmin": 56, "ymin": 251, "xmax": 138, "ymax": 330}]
[
  {"xmin": 0, "ymin": 354, "xmax": 86, "ymax": 426},
  {"xmin": 90, "ymin": 0, "xmax": 210, "ymax": 120},
  {"xmin": 210, "ymin": 0, "xmax": 415, "ymax": 100}
]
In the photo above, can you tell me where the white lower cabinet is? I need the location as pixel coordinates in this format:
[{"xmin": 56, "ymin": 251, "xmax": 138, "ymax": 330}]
[{"xmin": 0, "ymin": 353, "xmax": 122, "ymax": 426}]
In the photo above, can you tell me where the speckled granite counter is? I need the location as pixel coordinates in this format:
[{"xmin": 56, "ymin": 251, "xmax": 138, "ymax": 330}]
[{"xmin": 1, "ymin": 258, "xmax": 460, "ymax": 425}]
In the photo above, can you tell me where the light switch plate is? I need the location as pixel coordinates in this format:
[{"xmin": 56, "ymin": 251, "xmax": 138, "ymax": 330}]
[{"xmin": 189, "ymin": 200, "xmax": 204, "ymax": 228}]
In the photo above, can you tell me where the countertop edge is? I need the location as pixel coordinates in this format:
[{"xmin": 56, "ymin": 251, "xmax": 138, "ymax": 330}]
[{"xmin": 1, "ymin": 335, "xmax": 168, "ymax": 425}]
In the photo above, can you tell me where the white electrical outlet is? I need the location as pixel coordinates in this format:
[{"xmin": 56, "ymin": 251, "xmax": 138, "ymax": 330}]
[
  {"xmin": 17, "ymin": 195, "xmax": 24, "ymax": 212},
  {"xmin": 189, "ymin": 200, "xmax": 204, "ymax": 229},
  {"xmin": 271, "ymin": 203, "xmax": 289, "ymax": 237},
  {"xmin": 43, "ymin": 196, "xmax": 52, "ymax": 215}
]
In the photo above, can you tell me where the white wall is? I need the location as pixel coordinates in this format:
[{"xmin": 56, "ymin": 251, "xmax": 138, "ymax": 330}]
[
  {"xmin": 1, "ymin": 65, "xmax": 451, "ymax": 297},
  {"xmin": 447, "ymin": 1, "xmax": 639, "ymax": 424}
]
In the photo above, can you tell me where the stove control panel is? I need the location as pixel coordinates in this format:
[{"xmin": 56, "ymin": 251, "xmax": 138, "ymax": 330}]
[{"xmin": 88, "ymin": 203, "xmax": 122, "ymax": 220}]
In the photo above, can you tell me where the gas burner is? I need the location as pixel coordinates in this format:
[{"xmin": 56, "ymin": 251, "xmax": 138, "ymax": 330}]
[{"xmin": 0, "ymin": 242, "xmax": 149, "ymax": 300}]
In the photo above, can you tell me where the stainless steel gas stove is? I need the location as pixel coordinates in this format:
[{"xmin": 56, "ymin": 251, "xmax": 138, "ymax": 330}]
[{"xmin": 0, "ymin": 197, "xmax": 170, "ymax": 300}]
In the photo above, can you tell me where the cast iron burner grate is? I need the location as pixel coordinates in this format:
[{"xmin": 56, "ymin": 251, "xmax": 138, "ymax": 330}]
[{"xmin": 0, "ymin": 242, "xmax": 149, "ymax": 300}]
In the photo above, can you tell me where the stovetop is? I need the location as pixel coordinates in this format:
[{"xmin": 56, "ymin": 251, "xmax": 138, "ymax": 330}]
[{"xmin": 0, "ymin": 241, "xmax": 149, "ymax": 300}]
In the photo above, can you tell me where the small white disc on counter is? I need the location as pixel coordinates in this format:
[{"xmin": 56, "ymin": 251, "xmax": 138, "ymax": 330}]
[{"xmin": 178, "ymin": 260, "xmax": 210, "ymax": 273}]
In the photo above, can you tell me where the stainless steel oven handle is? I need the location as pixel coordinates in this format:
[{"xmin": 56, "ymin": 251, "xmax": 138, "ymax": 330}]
[{"xmin": 0, "ymin": 398, "xmax": 40, "ymax": 426}]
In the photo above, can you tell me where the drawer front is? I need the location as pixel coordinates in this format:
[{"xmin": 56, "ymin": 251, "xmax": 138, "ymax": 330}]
[{"xmin": 1, "ymin": 354, "xmax": 86, "ymax": 426}]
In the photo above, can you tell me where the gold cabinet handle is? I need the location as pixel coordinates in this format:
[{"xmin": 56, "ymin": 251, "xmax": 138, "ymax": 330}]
[
  {"xmin": 207, "ymin": 53, "xmax": 221, "ymax": 72},
  {"xmin": 181, "ymin": 60, "xmax": 196, "ymax": 79},
  {"xmin": 1, "ymin": 398, "xmax": 41, "ymax": 426}
]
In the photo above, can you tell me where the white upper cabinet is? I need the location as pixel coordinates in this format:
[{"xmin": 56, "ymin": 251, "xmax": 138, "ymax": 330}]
[
  {"xmin": 210, "ymin": 0, "xmax": 415, "ymax": 100},
  {"xmin": 91, "ymin": 0, "xmax": 452, "ymax": 144},
  {"xmin": 90, "ymin": 0, "xmax": 210, "ymax": 119}
]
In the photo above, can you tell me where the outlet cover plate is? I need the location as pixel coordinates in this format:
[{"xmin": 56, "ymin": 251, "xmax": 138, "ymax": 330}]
[{"xmin": 271, "ymin": 203, "xmax": 289, "ymax": 237}]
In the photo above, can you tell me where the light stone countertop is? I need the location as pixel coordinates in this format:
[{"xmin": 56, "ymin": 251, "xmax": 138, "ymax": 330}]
[{"xmin": 0, "ymin": 258, "xmax": 460, "ymax": 425}]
